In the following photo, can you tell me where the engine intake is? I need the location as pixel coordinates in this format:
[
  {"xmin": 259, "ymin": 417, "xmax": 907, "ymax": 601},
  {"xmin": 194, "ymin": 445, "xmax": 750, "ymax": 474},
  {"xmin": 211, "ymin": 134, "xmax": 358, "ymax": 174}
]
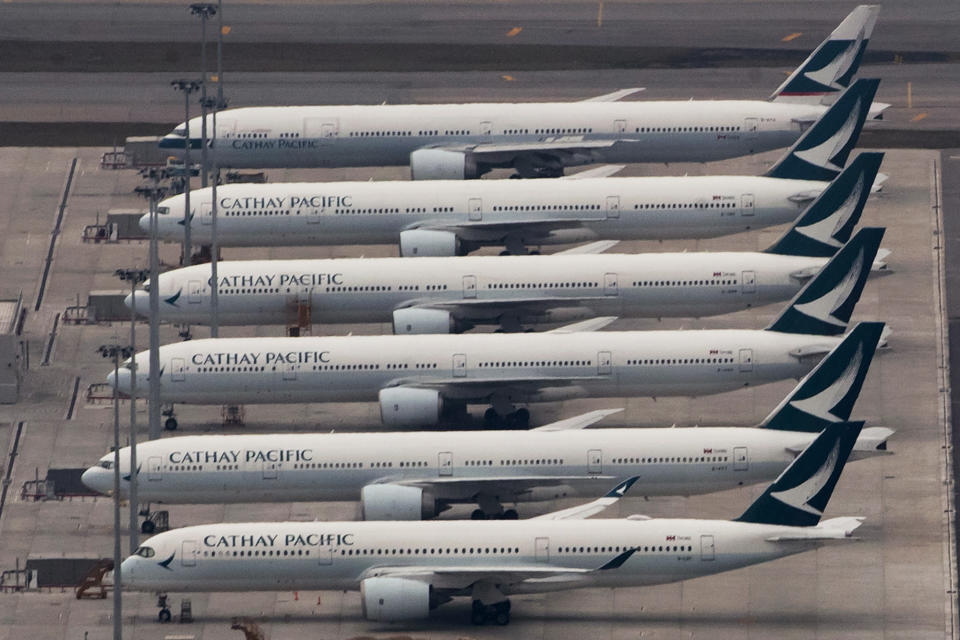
[
  {"xmin": 361, "ymin": 577, "xmax": 431, "ymax": 622},
  {"xmin": 361, "ymin": 484, "xmax": 439, "ymax": 520},
  {"xmin": 399, "ymin": 229, "xmax": 461, "ymax": 257},
  {"xmin": 410, "ymin": 148, "xmax": 480, "ymax": 180},
  {"xmin": 379, "ymin": 387, "xmax": 444, "ymax": 427},
  {"xmin": 393, "ymin": 308, "xmax": 456, "ymax": 334}
]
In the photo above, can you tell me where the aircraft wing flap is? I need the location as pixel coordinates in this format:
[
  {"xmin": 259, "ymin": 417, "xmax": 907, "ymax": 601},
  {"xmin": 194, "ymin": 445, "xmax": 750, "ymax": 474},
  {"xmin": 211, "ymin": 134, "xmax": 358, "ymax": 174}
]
[
  {"xmin": 411, "ymin": 295, "xmax": 610, "ymax": 319},
  {"xmin": 580, "ymin": 88, "xmax": 645, "ymax": 102},
  {"xmin": 389, "ymin": 375, "xmax": 598, "ymax": 400},
  {"xmin": 361, "ymin": 564, "xmax": 593, "ymax": 590},
  {"xmin": 467, "ymin": 137, "xmax": 638, "ymax": 156},
  {"xmin": 394, "ymin": 475, "xmax": 617, "ymax": 500}
]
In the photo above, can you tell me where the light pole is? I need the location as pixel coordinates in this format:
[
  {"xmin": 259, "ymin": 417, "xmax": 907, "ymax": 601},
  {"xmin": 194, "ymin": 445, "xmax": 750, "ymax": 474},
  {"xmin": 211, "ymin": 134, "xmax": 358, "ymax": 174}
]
[
  {"xmin": 216, "ymin": 0, "xmax": 226, "ymax": 110},
  {"xmin": 191, "ymin": 3, "xmax": 217, "ymax": 189},
  {"xmin": 97, "ymin": 343, "xmax": 135, "ymax": 640},
  {"xmin": 171, "ymin": 79, "xmax": 200, "ymax": 267},
  {"xmin": 134, "ymin": 173, "xmax": 167, "ymax": 441},
  {"xmin": 115, "ymin": 268, "xmax": 149, "ymax": 552},
  {"xmin": 200, "ymin": 96, "xmax": 220, "ymax": 337}
]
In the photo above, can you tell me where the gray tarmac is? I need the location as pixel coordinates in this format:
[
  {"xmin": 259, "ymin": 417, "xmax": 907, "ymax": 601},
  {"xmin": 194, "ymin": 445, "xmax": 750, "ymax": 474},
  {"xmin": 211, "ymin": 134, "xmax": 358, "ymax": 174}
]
[{"xmin": 0, "ymin": 2, "xmax": 955, "ymax": 639}]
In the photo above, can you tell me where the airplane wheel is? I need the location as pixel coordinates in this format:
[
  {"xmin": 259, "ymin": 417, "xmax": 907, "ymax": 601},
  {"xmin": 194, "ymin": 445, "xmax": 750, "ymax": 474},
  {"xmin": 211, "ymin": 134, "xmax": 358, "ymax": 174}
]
[
  {"xmin": 529, "ymin": 250, "xmax": 540, "ymax": 255},
  {"xmin": 141, "ymin": 519, "xmax": 156, "ymax": 534},
  {"xmin": 471, "ymin": 509, "xmax": 487, "ymax": 520},
  {"xmin": 164, "ymin": 417, "xmax": 178, "ymax": 431},
  {"xmin": 483, "ymin": 408, "xmax": 501, "ymax": 427},
  {"xmin": 499, "ymin": 250, "xmax": 511, "ymax": 256},
  {"xmin": 503, "ymin": 509, "xmax": 519, "ymax": 520},
  {"xmin": 495, "ymin": 610, "xmax": 510, "ymax": 625},
  {"xmin": 471, "ymin": 602, "xmax": 486, "ymax": 625},
  {"xmin": 510, "ymin": 408, "xmax": 530, "ymax": 429},
  {"xmin": 158, "ymin": 608, "xmax": 172, "ymax": 623}
]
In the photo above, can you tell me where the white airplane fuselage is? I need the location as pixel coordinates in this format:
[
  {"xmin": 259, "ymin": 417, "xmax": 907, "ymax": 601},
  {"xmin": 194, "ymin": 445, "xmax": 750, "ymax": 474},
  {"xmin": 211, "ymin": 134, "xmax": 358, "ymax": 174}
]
[
  {"xmin": 110, "ymin": 331, "xmax": 840, "ymax": 408},
  {"xmin": 121, "ymin": 518, "xmax": 831, "ymax": 594},
  {"xmin": 162, "ymin": 101, "xmax": 822, "ymax": 171},
  {"xmin": 136, "ymin": 253, "xmax": 826, "ymax": 327},
  {"xmin": 150, "ymin": 175, "xmax": 820, "ymax": 248}
]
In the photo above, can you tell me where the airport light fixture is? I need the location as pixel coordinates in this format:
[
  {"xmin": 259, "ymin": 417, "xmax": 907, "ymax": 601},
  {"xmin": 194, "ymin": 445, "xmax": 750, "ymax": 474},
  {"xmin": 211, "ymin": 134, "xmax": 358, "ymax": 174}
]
[
  {"xmin": 134, "ymin": 174, "xmax": 167, "ymax": 442},
  {"xmin": 170, "ymin": 79, "xmax": 200, "ymax": 267},
  {"xmin": 97, "ymin": 342, "xmax": 136, "ymax": 640},
  {"xmin": 115, "ymin": 269, "xmax": 149, "ymax": 553},
  {"xmin": 200, "ymin": 96, "xmax": 221, "ymax": 337},
  {"xmin": 216, "ymin": 0, "xmax": 226, "ymax": 110},
  {"xmin": 191, "ymin": 3, "xmax": 217, "ymax": 189}
]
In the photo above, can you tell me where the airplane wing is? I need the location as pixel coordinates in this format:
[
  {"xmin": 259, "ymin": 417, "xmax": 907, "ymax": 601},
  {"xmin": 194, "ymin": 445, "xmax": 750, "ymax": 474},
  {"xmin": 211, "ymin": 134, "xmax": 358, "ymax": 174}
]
[
  {"xmin": 360, "ymin": 549, "xmax": 637, "ymax": 590},
  {"xmin": 404, "ymin": 295, "xmax": 610, "ymax": 323},
  {"xmin": 533, "ymin": 408, "xmax": 623, "ymax": 431},
  {"xmin": 415, "ymin": 216, "xmax": 603, "ymax": 243},
  {"xmin": 561, "ymin": 165, "xmax": 626, "ymax": 179},
  {"xmin": 580, "ymin": 88, "xmax": 645, "ymax": 102},
  {"xmin": 390, "ymin": 475, "xmax": 618, "ymax": 501},
  {"xmin": 548, "ymin": 316, "xmax": 617, "ymax": 332},
  {"xmin": 388, "ymin": 374, "xmax": 598, "ymax": 401},
  {"xmin": 468, "ymin": 137, "xmax": 637, "ymax": 155},
  {"xmin": 554, "ymin": 240, "xmax": 620, "ymax": 254},
  {"xmin": 532, "ymin": 476, "xmax": 640, "ymax": 520}
]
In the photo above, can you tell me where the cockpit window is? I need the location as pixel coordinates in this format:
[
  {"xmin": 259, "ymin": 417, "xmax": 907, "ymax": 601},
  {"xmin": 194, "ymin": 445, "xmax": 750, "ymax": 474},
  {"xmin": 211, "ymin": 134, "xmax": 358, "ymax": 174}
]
[
  {"xmin": 158, "ymin": 206, "xmax": 170, "ymax": 216},
  {"xmin": 173, "ymin": 127, "xmax": 187, "ymax": 137},
  {"xmin": 120, "ymin": 358, "xmax": 133, "ymax": 370},
  {"xmin": 99, "ymin": 460, "xmax": 114, "ymax": 470},
  {"xmin": 135, "ymin": 545, "xmax": 156, "ymax": 558}
]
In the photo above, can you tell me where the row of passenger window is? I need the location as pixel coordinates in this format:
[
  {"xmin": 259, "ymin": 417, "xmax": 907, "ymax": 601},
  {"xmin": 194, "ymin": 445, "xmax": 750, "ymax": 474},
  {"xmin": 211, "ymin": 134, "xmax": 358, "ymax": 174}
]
[
  {"xmin": 633, "ymin": 202, "xmax": 736, "ymax": 210},
  {"xmin": 624, "ymin": 357, "xmax": 734, "ymax": 365},
  {"xmin": 636, "ymin": 125, "xmax": 741, "ymax": 133},
  {"xmin": 612, "ymin": 456, "xmax": 729, "ymax": 464},
  {"xmin": 487, "ymin": 282, "xmax": 598, "ymax": 289},
  {"xmin": 631, "ymin": 279, "xmax": 739, "ymax": 287},
  {"xmin": 478, "ymin": 360, "xmax": 593, "ymax": 368},
  {"xmin": 492, "ymin": 204, "xmax": 601, "ymax": 212}
]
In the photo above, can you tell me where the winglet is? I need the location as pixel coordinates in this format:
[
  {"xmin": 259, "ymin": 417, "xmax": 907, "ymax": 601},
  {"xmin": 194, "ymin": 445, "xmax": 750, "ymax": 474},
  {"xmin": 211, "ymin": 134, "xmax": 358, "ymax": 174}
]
[
  {"xmin": 760, "ymin": 321, "xmax": 884, "ymax": 431},
  {"xmin": 770, "ymin": 5, "xmax": 880, "ymax": 103},
  {"xmin": 534, "ymin": 476, "xmax": 640, "ymax": 520},
  {"xmin": 764, "ymin": 152, "xmax": 883, "ymax": 257},
  {"xmin": 765, "ymin": 78, "xmax": 880, "ymax": 182},
  {"xmin": 765, "ymin": 227, "xmax": 883, "ymax": 335},
  {"xmin": 736, "ymin": 421, "xmax": 862, "ymax": 527},
  {"xmin": 534, "ymin": 408, "xmax": 624, "ymax": 432},
  {"xmin": 596, "ymin": 547, "xmax": 637, "ymax": 571}
]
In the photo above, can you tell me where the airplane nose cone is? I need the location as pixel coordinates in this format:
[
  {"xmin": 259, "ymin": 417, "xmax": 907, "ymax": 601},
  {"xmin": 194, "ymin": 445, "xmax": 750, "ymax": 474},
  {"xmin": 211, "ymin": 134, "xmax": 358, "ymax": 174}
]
[
  {"xmin": 120, "ymin": 556, "xmax": 137, "ymax": 584},
  {"xmin": 138, "ymin": 213, "xmax": 150, "ymax": 233},
  {"xmin": 106, "ymin": 367, "xmax": 132, "ymax": 395},
  {"xmin": 124, "ymin": 291, "xmax": 149, "ymax": 315},
  {"xmin": 81, "ymin": 466, "xmax": 111, "ymax": 495}
]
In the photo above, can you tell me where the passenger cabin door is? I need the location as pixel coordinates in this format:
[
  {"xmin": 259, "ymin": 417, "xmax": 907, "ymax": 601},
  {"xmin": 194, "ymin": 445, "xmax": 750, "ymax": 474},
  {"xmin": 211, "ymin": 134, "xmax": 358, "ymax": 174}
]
[
  {"xmin": 479, "ymin": 121, "xmax": 492, "ymax": 139},
  {"xmin": 462, "ymin": 275, "xmax": 477, "ymax": 299},
  {"xmin": 216, "ymin": 118, "xmax": 236, "ymax": 140},
  {"xmin": 307, "ymin": 205, "xmax": 321, "ymax": 224},
  {"xmin": 452, "ymin": 353, "xmax": 467, "ymax": 378},
  {"xmin": 438, "ymin": 451, "xmax": 453, "ymax": 476},
  {"xmin": 614, "ymin": 119, "xmax": 627, "ymax": 134},
  {"xmin": 739, "ymin": 349, "xmax": 754, "ymax": 373},
  {"xmin": 188, "ymin": 280, "xmax": 204, "ymax": 304},
  {"xmin": 733, "ymin": 446, "xmax": 748, "ymax": 471},
  {"xmin": 587, "ymin": 449, "xmax": 603, "ymax": 474},
  {"xmin": 597, "ymin": 351, "xmax": 612, "ymax": 376},
  {"xmin": 744, "ymin": 117, "xmax": 759, "ymax": 140},
  {"xmin": 262, "ymin": 460, "xmax": 279, "ymax": 480},
  {"xmin": 316, "ymin": 546, "xmax": 333, "ymax": 565},
  {"xmin": 535, "ymin": 537, "xmax": 550, "ymax": 562},
  {"xmin": 147, "ymin": 456, "xmax": 162, "ymax": 481},
  {"xmin": 605, "ymin": 195, "xmax": 620, "ymax": 219},
  {"xmin": 603, "ymin": 273, "xmax": 619, "ymax": 296},
  {"xmin": 171, "ymin": 357, "xmax": 186, "ymax": 382},
  {"xmin": 468, "ymin": 197, "xmax": 482, "ymax": 221},
  {"xmin": 740, "ymin": 193, "xmax": 755, "ymax": 216},
  {"xmin": 281, "ymin": 362, "xmax": 297, "ymax": 381},
  {"xmin": 700, "ymin": 534, "xmax": 715, "ymax": 561},
  {"xmin": 303, "ymin": 117, "xmax": 339, "ymax": 141},
  {"xmin": 181, "ymin": 540, "xmax": 199, "ymax": 567},
  {"xmin": 741, "ymin": 271, "xmax": 756, "ymax": 294},
  {"xmin": 200, "ymin": 202, "xmax": 212, "ymax": 226}
]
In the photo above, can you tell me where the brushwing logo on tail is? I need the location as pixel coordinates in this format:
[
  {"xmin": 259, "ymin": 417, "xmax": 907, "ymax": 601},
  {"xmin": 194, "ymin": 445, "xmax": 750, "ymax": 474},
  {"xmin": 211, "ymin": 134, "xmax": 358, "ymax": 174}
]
[
  {"xmin": 793, "ymin": 248, "xmax": 865, "ymax": 327},
  {"xmin": 789, "ymin": 343, "xmax": 863, "ymax": 422},
  {"xmin": 795, "ymin": 174, "xmax": 865, "ymax": 248},
  {"xmin": 770, "ymin": 439, "xmax": 841, "ymax": 515},
  {"xmin": 803, "ymin": 29, "xmax": 865, "ymax": 91},
  {"xmin": 794, "ymin": 97, "xmax": 862, "ymax": 172}
]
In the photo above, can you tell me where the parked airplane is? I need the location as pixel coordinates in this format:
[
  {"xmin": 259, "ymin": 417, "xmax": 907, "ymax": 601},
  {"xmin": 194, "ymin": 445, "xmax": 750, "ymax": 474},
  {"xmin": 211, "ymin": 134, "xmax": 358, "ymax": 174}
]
[
  {"xmin": 121, "ymin": 421, "xmax": 867, "ymax": 625},
  {"xmin": 147, "ymin": 80, "xmax": 880, "ymax": 256},
  {"xmin": 83, "ymin": 323, "xmax": 889, "ymax": 531},
  {"xmin": 126, "ymin": 153, "xmax": 885, "ymax": 333},
  {"xmin": 107, "ymin": 228, "xmax": 883, "ymax": 429},
  {"xmin": 157, "ymin": 7, "xmax": 882, "ymax": 177}
]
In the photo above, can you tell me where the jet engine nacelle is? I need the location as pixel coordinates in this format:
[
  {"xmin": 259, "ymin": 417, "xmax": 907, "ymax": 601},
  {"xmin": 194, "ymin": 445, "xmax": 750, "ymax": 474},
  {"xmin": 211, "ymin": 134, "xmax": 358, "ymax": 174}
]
[
  {"xmin": 361, "ymin": 577, "xmax": 431, "ymax": 622},
  {"xmin": 409, "ymin": 148, "xmax": 480, "ymax": 180},
  {"xmin": 399, "ymin": 229, "xmax": 461, "ymax": 257},
  {"xmin": 360, "ymin": 484, "xmax": 439, "ymax": 520},
  {"xmin": 392, "ymin": 308, "xmax": 456, "ymax": 335},
  {"xmin": 379, "ymin": 387, "xmax": 443, "ymax": 427}
]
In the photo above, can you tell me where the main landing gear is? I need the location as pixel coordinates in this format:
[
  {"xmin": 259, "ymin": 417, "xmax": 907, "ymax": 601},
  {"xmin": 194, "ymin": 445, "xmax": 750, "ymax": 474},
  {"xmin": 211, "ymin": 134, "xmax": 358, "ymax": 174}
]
[
  {"xmin": 470, "ymin": 493, "xmax": 519, "ymax": 520},
  {"xmin": 471, "ymin": 583, "xmax": 511, "ymax": 625},
  {"xmin": 157, "ymin": 593, "xmax": 172, "ymax": 623},
  {"xmin": 162, "ymin": 404, "xmax": 177, "ymax": 430},
  {"xmin": 483, "ymin": 407, "xmax": 530, "ymax": 429},
  {"xmin": 470, "ymin": 508, "xmax": 519, "ymax": 520}
]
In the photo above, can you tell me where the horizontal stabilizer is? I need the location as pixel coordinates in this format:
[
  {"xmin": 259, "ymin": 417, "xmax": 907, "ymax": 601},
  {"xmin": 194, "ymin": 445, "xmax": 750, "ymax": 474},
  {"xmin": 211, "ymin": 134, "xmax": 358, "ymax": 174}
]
[{"xmin": 766, "ymin": 517, "xmax": 864, "ymax": 541}]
